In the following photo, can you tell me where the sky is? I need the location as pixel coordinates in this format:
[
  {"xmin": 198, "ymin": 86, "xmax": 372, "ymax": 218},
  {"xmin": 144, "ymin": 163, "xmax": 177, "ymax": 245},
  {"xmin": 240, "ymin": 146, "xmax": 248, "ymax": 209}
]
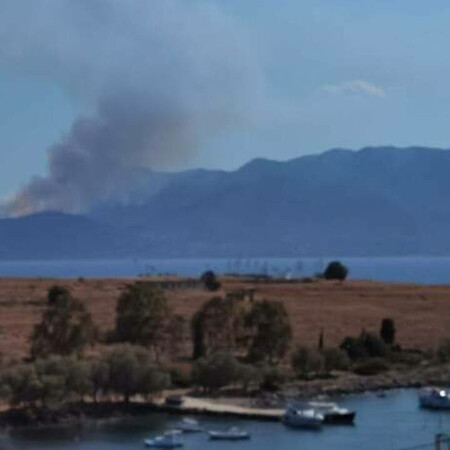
[{"xmin": 1, "ymin": 0, "xmax": 450, "ymax": 201}]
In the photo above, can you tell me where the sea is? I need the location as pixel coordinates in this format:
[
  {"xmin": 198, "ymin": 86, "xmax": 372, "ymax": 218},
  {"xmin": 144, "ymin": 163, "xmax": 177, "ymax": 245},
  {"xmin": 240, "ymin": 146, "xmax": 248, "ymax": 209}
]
[
  {"xmin": 0, "ymin": 256, "xmax": 450, "ymax": 284},
  {"xmin": 0, "ymin": 389, "xmax": 447, "ymax": 450}
]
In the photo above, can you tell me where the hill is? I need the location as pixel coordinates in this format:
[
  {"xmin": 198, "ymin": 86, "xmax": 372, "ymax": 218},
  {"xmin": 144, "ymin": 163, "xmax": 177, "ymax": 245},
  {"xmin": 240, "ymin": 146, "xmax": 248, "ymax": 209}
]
[{"xmin": 2, "ymin": 146, "xmax": 450, "ymax": 258}]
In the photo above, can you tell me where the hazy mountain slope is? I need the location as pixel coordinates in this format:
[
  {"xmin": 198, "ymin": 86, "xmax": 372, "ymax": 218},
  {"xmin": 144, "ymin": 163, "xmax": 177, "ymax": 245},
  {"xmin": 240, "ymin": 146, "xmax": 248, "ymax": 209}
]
[{"xmin": 2, "ymin": 146, "xmax": 450, "ymax": 258}]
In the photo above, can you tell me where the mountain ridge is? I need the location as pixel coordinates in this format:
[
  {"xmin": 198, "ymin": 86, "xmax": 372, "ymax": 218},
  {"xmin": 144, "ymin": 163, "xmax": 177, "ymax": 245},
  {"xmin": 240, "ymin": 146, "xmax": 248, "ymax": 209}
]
[{"xmin": 2, "ymin": 146, "xmax": 450, "ymax": 259}]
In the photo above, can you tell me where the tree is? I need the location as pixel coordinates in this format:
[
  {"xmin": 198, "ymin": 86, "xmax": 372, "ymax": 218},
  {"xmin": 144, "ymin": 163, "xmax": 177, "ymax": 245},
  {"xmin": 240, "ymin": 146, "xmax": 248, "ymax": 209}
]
[
  {"xmin": 291, "ymin": 346, "xmax": 323, "ymax": 378},
  {"xmin": 191, "ymin": 352, "xmax": 240, "ymax": 391},
  {"xmin": 30, "ymin": 286, "xmax": 96, "ymax": 358},
  {"xmin": 323, "ymin": 261, "xmax": 348, "ymax": 281},
  {"xmin": 191, "ymin": 296, "xmax": 246, "ymax": 359},
  {"xmin": 105, "ymin": 344, "xmax": 170, "ymax": 402},
  {"xmin": 200, "ymin": 271, "xmax": 221, "ymax": 292},
  {"xmin": 114, "ymin": 282, "xmax": 174, "ymax": 359},
  {"xmin": 245, "ymin": 300, "xmax": 292, "ymax": 364},
  {"xmin": 380, "ymin": 318, "xmax": 396, "ymax": 345}
]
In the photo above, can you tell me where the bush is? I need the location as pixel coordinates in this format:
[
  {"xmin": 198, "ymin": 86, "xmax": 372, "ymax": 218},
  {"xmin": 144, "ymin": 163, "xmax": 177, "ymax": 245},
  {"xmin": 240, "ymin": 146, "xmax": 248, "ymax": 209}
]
[
  {"xmin": 169, "ymin": 367, "xmax": 192, "ymax": 388},
  {"xmin": 200, "ymin": 271, "xmax": 221, "ymax": 292},
  {"xmin": 322, "ymin": 348, "xmax": 350, "ymax": 373},
  {"xmin": 380, "ymin": 318, "xmax": 396, "ymax": 345},
  {"xmin": 192, "ymin": 352, "xmax": 240, "ymax": 391},
  {"xmin": 260, "ymin": 367, "xmax": 288, "ymax": 392},
  {"xmin": 323, "ymin": 261, "xmax": 348, "ymax": 281},
  {"xmin": 437, "ymin": 339, "xmax": 450, "ymax": 362},
  {"xmin": 340, "ymin": 332, "xmax": 387, "ymax": 360},
  {"xmin": 291, "ymin": 346, "xmax": 323, "ymax": 378},
  {"xmin": 353, "ymin": 358, "xmax": 389, "ymax": 376}
]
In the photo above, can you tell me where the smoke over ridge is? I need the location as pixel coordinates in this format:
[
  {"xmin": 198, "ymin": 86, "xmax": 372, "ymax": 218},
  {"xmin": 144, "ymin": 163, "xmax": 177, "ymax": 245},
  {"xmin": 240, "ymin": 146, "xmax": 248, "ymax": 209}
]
[{"xmin": 0, "ymin": 0, "xmax": 263, "ymax": 215}]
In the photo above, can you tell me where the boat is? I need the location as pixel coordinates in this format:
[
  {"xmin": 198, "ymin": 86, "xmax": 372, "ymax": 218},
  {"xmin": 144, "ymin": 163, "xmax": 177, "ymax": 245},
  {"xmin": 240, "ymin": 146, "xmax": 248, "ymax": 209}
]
[
  {"xmin": 144, "ymin": 432, "xmax": 183, "ymax": 448},
  {"xmin": 208, "ymin": 427, "xmax": 251, "ymax": 440},
  {"xmin": 174, "ymin": 418, "xmax": 203, "ymax": 433},
  {"xmin": 419, "ymin": 387, "xmax": 450, "ymax": 410},
  {"xmin": 308, "ymin": 401, "xmax": 356, "ymax": 424},
  {"xmin": 282, "ymin": 407, "xmax": 324, "ymax": 429}
]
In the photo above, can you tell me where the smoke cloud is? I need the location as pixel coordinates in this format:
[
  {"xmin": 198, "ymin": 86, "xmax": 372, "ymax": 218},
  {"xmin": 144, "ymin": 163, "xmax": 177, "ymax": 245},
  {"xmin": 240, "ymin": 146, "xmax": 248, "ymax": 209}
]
[{"xmin": 0, "ymin": 0, "xmax": 263, "ymax": 215}]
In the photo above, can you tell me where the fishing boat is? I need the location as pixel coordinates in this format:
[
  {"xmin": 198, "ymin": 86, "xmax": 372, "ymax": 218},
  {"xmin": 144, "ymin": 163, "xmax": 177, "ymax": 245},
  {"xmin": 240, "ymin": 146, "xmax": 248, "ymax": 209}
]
[
  {"xmin": 308, "ymin": 401, "xmax": 356, "ymax": 424},
  {"xmin": 144, "ymin": 431, "xmax": 183, "ymax": 448},
  {"xmin": 208, "ymin": 427, "xmax": 251, "ymax": 440},
  {"xmin": 282, "ymin": 407, "xmax": 324, "ymax": 429},
  {"xmin": 174, "ymin": 418, "xmax": 203, "ymax": 433},
  {"xmin": 419, "ymin": 387, "xmax": 450, "ymax": 410}
]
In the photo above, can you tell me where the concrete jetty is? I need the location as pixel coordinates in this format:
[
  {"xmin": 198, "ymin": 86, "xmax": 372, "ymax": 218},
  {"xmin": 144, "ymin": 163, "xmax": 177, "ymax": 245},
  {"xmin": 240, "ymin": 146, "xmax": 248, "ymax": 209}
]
[{"xmin": 154, "ymin": 396, "xmax": 284, "ymax": 422}]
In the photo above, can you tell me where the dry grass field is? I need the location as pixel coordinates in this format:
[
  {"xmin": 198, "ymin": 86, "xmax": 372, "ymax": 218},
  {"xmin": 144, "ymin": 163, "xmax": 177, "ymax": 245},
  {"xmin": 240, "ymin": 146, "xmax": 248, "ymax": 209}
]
[{"xmin": 0, "ymin": 276, "xmax": 449, "ymax": 359}]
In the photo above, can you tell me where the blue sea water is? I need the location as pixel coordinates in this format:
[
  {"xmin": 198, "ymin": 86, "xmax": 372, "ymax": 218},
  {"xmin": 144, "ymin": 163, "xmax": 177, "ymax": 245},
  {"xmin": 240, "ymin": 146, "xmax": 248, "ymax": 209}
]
[
  {"xmin": 0, "ymin": 256, "xmax": 450, "ymax": 284},
  {"xmin": 0, "ymin": 390, "xmax": 448, "ymax": 450}
]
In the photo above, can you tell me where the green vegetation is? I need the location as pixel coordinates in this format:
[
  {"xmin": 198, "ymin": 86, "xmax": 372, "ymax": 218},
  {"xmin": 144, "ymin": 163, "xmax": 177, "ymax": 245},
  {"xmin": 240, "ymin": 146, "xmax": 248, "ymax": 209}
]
[
  {"xmin": 200, "ymin": 271, "xmax": 221, "ymax": 291},
  {"xmin": 0, "ymin": 346, "xmax": 169, "ymax": 409},
  {"xmin": 323, "ymin": 261, "xmax": 348, "ymax": 280},
  {"xmin": 30, "ymin": 286, "xmax": 96, "ymax": 359},
  {"xmin": 245, "ymin": 300, "xmax": 292, "ymax": 364},
  {"xmin": 380, "ymin": 318, "xmax": 396, "ymax": 345},
  {"xmin": 113, "ymin": 282, "xmax": 185, "ymax": 360},
  {"xmin": 191, "ymin": 296, "xmax": 246, "ymax": 359}
]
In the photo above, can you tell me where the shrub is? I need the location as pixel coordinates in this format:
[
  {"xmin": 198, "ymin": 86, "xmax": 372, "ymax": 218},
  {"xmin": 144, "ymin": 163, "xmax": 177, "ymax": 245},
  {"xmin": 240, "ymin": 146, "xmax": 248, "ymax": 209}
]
[
  {"xmin": 340, "ymin": 332, "xmax": 387, "ymax": 360},
  {"xmin": 200, "ymin": 271, "xmax": 221, "ymax": 292},
  {"xmin": 353, "ymin": 358, "xmax": 389, "ymax": 376},
  {"xmin": 322, "ymin": 348, "xmax": 350, "ymax": 373},
  {"xmin": 380, "ymin": 318, "xmax": 396, "ymax": 345},
  {"xmin": 323, "ymin": 261, "xmax": 348, "ymax": 281},
  {"xmin": 260, "ymin": 367, "xmax": 288, "ymax": 392},
  {"xmin": 192, "ymin": 352, "xmax": 240, "ymax": 391},
  {"xmin": 169, "ymin": 367, "xmax": 192, "ymax": 388},
  {"xmin": 291, "ymin": 346, "xmax": 323, "ymax": 378},
  {"xmin": 437, "ymin": 339, "xmax": 450, "ymax": 362}
]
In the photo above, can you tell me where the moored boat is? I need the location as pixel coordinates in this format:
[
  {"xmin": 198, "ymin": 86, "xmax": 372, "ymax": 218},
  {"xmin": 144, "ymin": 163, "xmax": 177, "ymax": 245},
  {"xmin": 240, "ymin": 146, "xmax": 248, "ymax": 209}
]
[
  {"xmin": 419, "ymin": 387, "xmax": 450, "ymax": 410},
  {"xmin": 208, "ymin": 427, "xmax": 251, "ymax": 440},
  {"xmin": 144, "ymin": 432, "xmax": 183, "ymax": 448},
  {"xmin": 282, "ymin": 407, "xmax": 324, "ymax": 429},
  {"xmin": 308, "ymin": 401, "xmax": 356, "ymax": 424},
  {"xmin": 174, "ymin": 418, "xmax": 203, "ymax": 433}
]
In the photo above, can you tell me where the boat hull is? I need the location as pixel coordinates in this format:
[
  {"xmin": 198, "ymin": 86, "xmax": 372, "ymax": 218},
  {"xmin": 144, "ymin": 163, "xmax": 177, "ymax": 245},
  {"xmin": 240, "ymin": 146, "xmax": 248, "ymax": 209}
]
[{"xmin": 323, "ymin": 411, "xmax": 356, "ymax": 425}]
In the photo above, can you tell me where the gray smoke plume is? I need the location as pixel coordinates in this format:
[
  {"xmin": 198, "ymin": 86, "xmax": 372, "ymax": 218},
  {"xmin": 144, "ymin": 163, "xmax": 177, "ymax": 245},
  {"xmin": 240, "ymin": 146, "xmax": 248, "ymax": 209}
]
[{"xmin": 0, "ymin": 0, "xmax": 263, "ymax": 215}]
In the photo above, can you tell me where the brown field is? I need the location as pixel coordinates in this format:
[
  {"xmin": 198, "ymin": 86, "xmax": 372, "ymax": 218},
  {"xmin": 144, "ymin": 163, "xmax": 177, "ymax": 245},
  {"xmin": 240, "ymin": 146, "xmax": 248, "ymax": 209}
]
[{"xmin": 0, "ymin": 276, "xmax": 449, "ymax": 359}]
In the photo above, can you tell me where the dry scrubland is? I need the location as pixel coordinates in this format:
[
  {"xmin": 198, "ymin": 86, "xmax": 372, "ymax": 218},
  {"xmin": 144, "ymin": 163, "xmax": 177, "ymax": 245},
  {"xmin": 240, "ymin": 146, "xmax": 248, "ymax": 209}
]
[{"xmin": 0, "ymin": 276, "xmax": 449, "ymax": 358}]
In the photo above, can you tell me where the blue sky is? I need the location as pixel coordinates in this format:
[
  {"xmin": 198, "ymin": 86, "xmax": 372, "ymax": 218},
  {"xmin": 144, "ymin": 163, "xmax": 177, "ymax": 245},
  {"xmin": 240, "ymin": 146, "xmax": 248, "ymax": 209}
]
[{"xmin": 1, "ymin": 0, "xmax": 450, "ymax": 200}]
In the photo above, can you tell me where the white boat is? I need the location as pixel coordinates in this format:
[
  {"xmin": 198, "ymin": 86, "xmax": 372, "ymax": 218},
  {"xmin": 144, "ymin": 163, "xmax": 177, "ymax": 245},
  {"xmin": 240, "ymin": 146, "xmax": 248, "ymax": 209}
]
[
  {"xmin": 144, "ymin": 432, "xmax": 183, "ymax": 448},
  {"xmin": 174, "ymin": 418, "xmax": 203, "ymax": 433},
  {"xmin": 419, "ymin": 387, "xmax": 450, "ymax": 410},
  {"xmin": 307, "ymin": 401, "xmax": 356, "ymax": 424},
  {"xmin": 208, "ymin": 427, "xmax": 251, "ymax": 440},
  {"xmin": 283, "ymin": 407, "xmax": 324, "ymax": 429}
]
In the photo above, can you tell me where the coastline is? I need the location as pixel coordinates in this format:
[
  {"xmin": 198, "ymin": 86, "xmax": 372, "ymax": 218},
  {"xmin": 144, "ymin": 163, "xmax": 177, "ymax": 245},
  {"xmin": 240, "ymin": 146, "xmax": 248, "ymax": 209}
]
[{"xmin": 1, "ymin": 363, "xmax": 449, "ymax": 429}]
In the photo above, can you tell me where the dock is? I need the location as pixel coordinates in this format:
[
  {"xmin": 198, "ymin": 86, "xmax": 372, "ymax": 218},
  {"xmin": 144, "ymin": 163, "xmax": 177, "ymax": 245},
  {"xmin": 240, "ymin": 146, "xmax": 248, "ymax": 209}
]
[{"xmin": 153, "ymin": 396, "xmax": 284, "ymax": 422}]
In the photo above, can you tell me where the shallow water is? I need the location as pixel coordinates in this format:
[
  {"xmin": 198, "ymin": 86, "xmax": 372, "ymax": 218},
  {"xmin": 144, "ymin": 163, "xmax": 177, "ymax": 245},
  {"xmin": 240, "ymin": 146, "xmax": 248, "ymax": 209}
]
[
  {"xmin": 1, "ymin": 390, "xmax": 449, "ymax": 450},
  {"xmin": 1, "ymin": 256, "xmax": 450, "ymax": 284}
]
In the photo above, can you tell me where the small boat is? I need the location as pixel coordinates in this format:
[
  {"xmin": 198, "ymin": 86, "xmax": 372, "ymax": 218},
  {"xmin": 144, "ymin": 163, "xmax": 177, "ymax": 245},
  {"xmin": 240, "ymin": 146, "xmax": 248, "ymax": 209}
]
[
  {"xmin": 419, "ymin": 387, "xmax": 450, "ymax": 410},
  {"xmin": 174, "ymin": 418, "xmax": 203, "ymax": 433},
  {"xmin": 283, "ymin": 407, "xmax": 324, "ymax": 429},
  {"xmin": 308, "ymin": 401, "xmax": 356, "ymax": 424},
  {"xmin": 144, "ymin": 431, "xmax": 183, "ymax": 448},
  {"xmin": 208, "ymin": 427, "xmax": 251, "ymax": 440}
]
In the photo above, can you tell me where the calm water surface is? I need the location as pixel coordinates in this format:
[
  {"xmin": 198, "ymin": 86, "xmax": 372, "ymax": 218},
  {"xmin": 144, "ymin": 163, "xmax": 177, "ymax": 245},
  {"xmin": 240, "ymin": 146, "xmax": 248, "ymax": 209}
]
[
  {"xmin": 1, "ymin": 390, "xmax": 449, "ymax": 450},
  {"xmin": 1, "ymin": 256, "xmax": 450, "ymax": 284}
]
